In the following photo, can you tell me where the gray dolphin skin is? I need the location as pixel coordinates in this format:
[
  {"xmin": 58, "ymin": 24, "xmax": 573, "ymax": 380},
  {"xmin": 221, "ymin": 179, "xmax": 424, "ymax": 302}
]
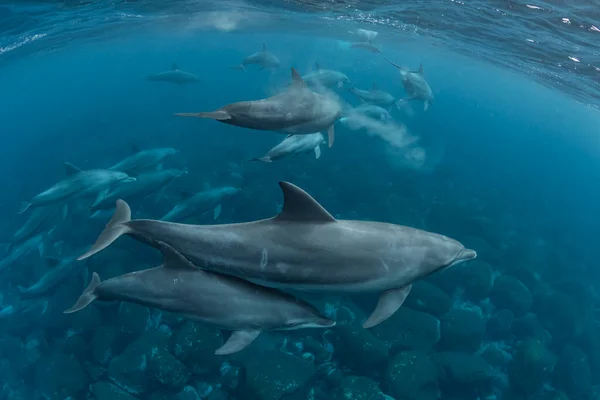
[
  {"xmin": 146, "ymin": 64, "xmax": 199, "ymax": 85},
  {"xmin": 302, "ymin": 63, "xmax": 350, "ymax": 89},
  {"xmin": 351, "ymin": 104, "xmax": 392, "ymax": 121},
  {"xmin": 350, "ymin": 42, "xmax": 382, "ymax": 54},
  {"xmin": 91, "ymin": 168, "xmax": 187, "ymax": 213},
  {"xmin": 175, "ymin": 69, "xmax": 342, "ymax": 147},
  {"xmin": 19, "ymin": 163, "xmax": 135, "ymax": 214},
  {"xmin": 18, "ymin": 253, "xmax": 85, "ymax": 298},
  {"xmin": 9, "ymin": 204, "xmax": 65, "ymax": 246},
  {"xmin": 0, "ymin": 231, "xmax": 48, "ymax": 271},
  {"xmin": 108, "ymin": 147, "xmax": 178, "ymax": 176},
  {"xmin": 349, "ymin": 84, "xmax": 396, "ymax": 107},
  {"xmin": 251, "ymin": 132, "xmax": 325, "ymax": 163},
  {"xmin": 162, "ymin": 186, "xmax": 241, "ymax": 222},
  {"xmin": 77, "ymin": 182, "xmax": 477, "ymax": 328},
  {"xmin": 233, "ymin": 43, "xmax": 280, "ymax": 71},
  {"xmin": 66, "ymin": 241, "xmax": 334, "ymax": 355},
  {"xmin": 384, "ymin": 57, "xmax": 434, "ymax": 111}
]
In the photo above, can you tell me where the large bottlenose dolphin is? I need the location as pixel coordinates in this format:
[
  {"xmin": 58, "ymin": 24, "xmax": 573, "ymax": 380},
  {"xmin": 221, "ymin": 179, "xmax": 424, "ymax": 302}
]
[
  {"xmin": 77, "ymin": 182, "xmax": 477, "ymax": 328},
  {"xmin": 251, "ymin": 132, "xmax": 325, "ymax": 163},
  {"xmin": 19, "ymin": 163, "xmax": 135, "ymax": 214},
  {"xmin": 146, "ymin": 64, "xmax": 199, "ymax": 85},
  {"xmin": 67, "ymin": 241, "xmax": 334, "ymax": 355},
  {"xmin": 175, "ymin": 68, "xmax": 342, "ymax": 147},
  {"xmin": 348, "ymin": 83, "xmax": 396, "ymax": 107},
  {"xmin": 302, "ymin": 63, "xmax": 350, "ymax": 89},
  {"xmin": 108, "ymin": 147, "xmax": 178, "ymax": 176},
  {"xmin": 384, "ymin": 58, "xmax": 434, "ymax": 111},
  {"xmin": 232, "ymin": 43, "xmax": 280, "ymax": 71},
  {"xmin": 162, "ymin": 186, "xmax": 241, "ymax": 222}
]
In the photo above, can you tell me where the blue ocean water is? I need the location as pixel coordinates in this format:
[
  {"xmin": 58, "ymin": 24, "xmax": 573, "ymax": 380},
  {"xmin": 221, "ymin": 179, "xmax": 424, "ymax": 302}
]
[{"xmin": 1, "ymin": 1, "xmax": 600, "ymax": 399}]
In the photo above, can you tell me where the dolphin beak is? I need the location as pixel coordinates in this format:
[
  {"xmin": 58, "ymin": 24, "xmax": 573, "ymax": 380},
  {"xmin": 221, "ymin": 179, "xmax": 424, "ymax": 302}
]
[
  {"xmin": 123, "ymin": 177, "xmax": 136, "ymax": 183},
  {"xmin": 458, "ymin": 248, "xmax": 477, "ymax": 261}
]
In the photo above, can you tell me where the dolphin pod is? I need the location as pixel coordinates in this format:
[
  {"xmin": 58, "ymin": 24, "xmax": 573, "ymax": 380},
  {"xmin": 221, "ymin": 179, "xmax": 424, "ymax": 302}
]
[
  {"xmin": 66, "ymin": 241, "xmax": 334, "ymax": 355},
  {"xmin": 77, "ymin": 181, "xmax": 476, "ymax": 329}
]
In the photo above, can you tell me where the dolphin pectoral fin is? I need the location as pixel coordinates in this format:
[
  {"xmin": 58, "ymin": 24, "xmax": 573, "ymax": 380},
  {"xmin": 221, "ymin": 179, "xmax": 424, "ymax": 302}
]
[
  {"xmin": 174, "ymin": 111, "xmax": 231, "ymax": 121},
  {"xmin": 276, "ymin": 182, "xmax": 336, "ymax": 222},
  {"xmin": 77, "ymin": 200, "xmax": 132, "ymax": 261},
  {"xmin": 327, "ymin": 125, "xmax": 335, "ymax": 148},
  {"xmin": 314, "ymin": 146, "xmax": 321, "ymax": 159},
  {"xmin": 19, "ymin": 202, "xmax": 32, "ymax": 214},
  {"xmin": 63, "ymin": 162, "xmax": 82, "ymax": 176},
  {"xmin": 250, "ymin": 156, "xmax": 272, "ymax": 163},
  {"xmin": 423, "ymin": 101, "xmax": 429, "ymax": 111},
  {"xmin": 213, "ymin": 204, "xmax": 222, "ymax": 220},
  {"xmin": 64, "ymin": 272, "xmax": 101, "ymax": 314},
  {"xmin": 215, "ymin": 330, "xmax": 261, "ymax": 355},
  {"xmin": 92, "ymin": 188, "xmax": 109, "ymax": 208},
  {"xmin": 362, "ymin": 284, "xmax": 412, "ymax": 329}
]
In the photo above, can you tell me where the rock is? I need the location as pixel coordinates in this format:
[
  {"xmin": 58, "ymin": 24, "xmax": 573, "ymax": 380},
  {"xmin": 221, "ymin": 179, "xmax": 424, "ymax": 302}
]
[
  {"xmin": 460, "ymin": 235, "xmax": 501, "ymax": 264},
  {"xmin": 509, "ymin": 339, "xmax": 556, "ymax": 395},
  {"xmin": 84, "ymin": 361, "xmax": 106, "ymax": 381},
  {"xmin": 512, "ymin": 313, "xmax": 551, "ymax": 344},
  {"xmin": 405, "ymin": 281, "xmax": 452, "ymax": 317},
  {"xmin": 434, "ymin": 352, "xmax": 494, "ymax": 396},
  {"xmin": 535, "ymin": 291, "xmax": 578, "ymax": 346},
  {"xmin": 325, "ymin": 324, "xmax": 388, "ymax": 375},
  {"xmin": 116, "ymin": 302, "xmax": 151, "ymax": 340},
  {"xmin": 91, "ymin": 325, "xmax": 127, "ymax": 366},
  {"xmin": 172, "ymin": 322, "xmax": 223, "ymax": 375},
  {"xmin": 553, "ymin": 344, "xmax": 591, "ymax": 400},
  {"xmin": 90, "ymin": 381, "xmax": 138, "ymax": 400},
  {"xmin": 58, "ymin": 334, "xmax": 89, "ymax": 361},
  {"xmin": 335, "ymin": 376, "xmax": 386, "ymax": 400},
  {"xmin": 206, "ymin": 387, "xmax": 228, "ymax": 400},
  {"xmin": 478, "ymin": 342, "xmax": 513, "ymax": 368},
  {"xmin": 527, "ymin": 389, "xmax": 571, "ymax": 400},
  {"xmin": 384, "ymin": 351, "xmax": 438, "ymax": 400},
  {"xmin": 371, "ymin": 307, "xmax": 440, "ymax": 352},
  {"xmin": 490, "ymin": 275, "xmax": 532, "ymax": 317},
  {"xmin": 34, "ymin": 350, "xmax": 89, "ymax": 400},
  {"xmin": 177, "ymin": 385, "xmax": 201, "ymax": 400},
  {"xmin": 0, "ymin": 335, "xmax": 23, "ymax": 360},
  {"xmin": 147, "ymin": 347, "xmax": 190, "ymax": 391},
  {"xmin": 69, "ymin": 305, "xmax": 103, "ymax": 337},
  {"xmin": 439, "ymin": 308, "xmax": 486, "ymax": 353},
  {"xmin": 219, "ymin": 361, "xmax": 242, "ymax": 392},
  {"xmin": 487, "ymin": 309, "xmax": 515, "ymax": 339},
  {"xmin": 244, "ymin": 350, "xmax": 316, "ymax": 400}
]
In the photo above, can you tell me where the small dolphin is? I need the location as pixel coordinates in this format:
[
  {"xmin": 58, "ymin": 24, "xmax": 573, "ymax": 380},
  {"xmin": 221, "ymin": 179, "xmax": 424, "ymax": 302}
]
[
  {"xmin": 108, "ymin": 147, "xmax": 178, "ymax": 176},
  {"xmin": 8, "ymin": 204, "xmax": 66, "ymax": 247},
  {"xmin": 77, "ymin": 182, "xmax": 477, "ymax": 328},
  {"xmin": 350, "ymin": 42, "xmax": 382, "ymax": 54},
  {"xmin": 66, "ymin": 241, "xmax": 334, "ymax": 355},
  {"xmin": 348, "ymin": 83, "xmax": 396, "ymax": 107},
  {"xmin": 146, "ymin": 64, "xmax": 199, "ymax": 85},
  {"xmin": 19, "ymin": 164, "xmax": 135, "ymax": 214},
  {"xmin": 91, "ymin": 168, "xmax": 187, "ymax": 213},
  {"xmin": 162, "ymin": 186, "xmax": 241, "ymax": 222},
  {"xmin": 232, "ymin": 43, "xmax": 280, "ymax": 71},
  {"xmin": 302, "ymin": 63, "xmax": 350, "ymax": 89},
  {"xmin": 351, "ymin": 104, "xmax": 392, "ymax": 121},
  {"xmin": 18, "ymin": 253, "xmax": 86, "ymax": 299},
  {"xmin": 175, "ymin": 68, "xmax": 342, "ymax": 147},
  {"xmin": 251, "ymin": 132, "xmax": 325, "ymax": 163},
  {"xmin": 0, "ymin": 231, "xmax": 49, "ymax": 271},
  {"xmin": 384, "ymin": 58, "xmax": 434, "ymax": 111}
]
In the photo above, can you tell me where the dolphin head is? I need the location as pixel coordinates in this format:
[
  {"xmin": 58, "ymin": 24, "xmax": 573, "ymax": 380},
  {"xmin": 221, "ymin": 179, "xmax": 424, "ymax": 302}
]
[
  {"xmin": 114, "ymin": 171, "xmax": 136, "ymax": 183},
  {"xmin": 449, "ymin": 247, "xmax": 477, "ymax": 266},
  {"xmin": 222, "ymin": 187, "xmax": 242, "ymax": 197}
]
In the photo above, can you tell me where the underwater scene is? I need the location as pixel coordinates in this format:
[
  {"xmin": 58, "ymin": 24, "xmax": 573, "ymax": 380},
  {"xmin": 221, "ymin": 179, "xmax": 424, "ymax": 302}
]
[{"xmin": 1, "ymin": 1, "xmax": 600, "ymax": 399}]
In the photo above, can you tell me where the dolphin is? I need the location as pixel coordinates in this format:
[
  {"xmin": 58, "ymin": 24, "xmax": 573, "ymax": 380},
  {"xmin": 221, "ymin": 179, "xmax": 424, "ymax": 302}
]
[
  {"xmin": 66, "ymin": 241, "xmax": 334, "ymax": 355},
  {"xmin": 384, "ymin": 58, "xmax": 434, "ymax": 111},
  {"xmin": 18, "ymin": 163, "xmax": 135, "ymax": 214},
  {"xmin": 0, "ymin": 231, "xmax": 49, "ymax": 271},
  {"xmin": 18, "ymin": 253, "xmax": 86, "ymax": 299},
  {"xmin": 351, "ymin": 104, "xmax": 392, "ymax": 121},
  {"xmin": 108, "ymin": 147, "xmax": 178, "ymax": 176},
  {"xmin": 8, "ymin": 204, "xmax": 66, "ymax": 247},
  {"xmin": 175, "ymin": 68, "xmax": 342, "ymax": 147},
  {"xmin": 77, "ymin": 182, "xmax": 477, "ymax": 328},
  {"xmin": 350, "ymin": 42, "xmax": 382, "ymax": 54},
  {"xmin": 302, "ymin": 63, "xmax": 350, "ymax": 89},
  {"xmin": 90, "ymin": 168, "xmax": 187, "ymax": 214},
  {"xmin": 348, "ymin": 83, "xmax": 396, "ymax": 107},
  {"xmin": 146, "ymin": 64, "xmax": 199, "ymax": 85},
  {"xmin": 232, "ymin": 43, "xmax": 280, "ymax": 71},
  {"xmin": 251, "ymin": 132, "xmax": 325, "ymax": 163},
  {"xmin": 162, "ymin": 186, "xmax": 241, "ymax": 222}
]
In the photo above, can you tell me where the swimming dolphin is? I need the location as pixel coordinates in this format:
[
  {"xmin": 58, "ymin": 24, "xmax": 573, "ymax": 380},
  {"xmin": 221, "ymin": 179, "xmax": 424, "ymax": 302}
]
[
  {"xmin": 351, "ymin": 104, "xmax": 392, "ymax": 121},
  {"xmin": 108, "ymin": 147, "xmax": 178, "ymax": 176},
  {"xmin": 146, "ymin": 64, "xmax": 199, "ymax": 85},
  {"xmin": 18, "ymin": 252, "xmax": 86, "ymax": 299},
  {"xmin": 7, "ymin": 204, "xmax": 66, "ymax": 248},
  {"xmin": 67, "ymin": 241, "xmax": 335, "ymax": 355},
  {"xmin": 232, "ymin": 43, "xmax": 280, "ymax": 71},
  {"xmin": 19, "ymin": 163, "xmax": 135, "ymax": 214},
  {"xmin": 77, "ymin": 182, "xmax": 477, "ymax": 328},
  {"xmin": 91, "ymin": 168, "xmax": 187, "ymax": 214},
  {"xmin": 384, "ymin": 58, "xmax": 434, "ymax": 111},
  {"xmin": 251, "ymin": 132, "xmax": 325, "ymax": 163},
  {"xmin": 348, "ymin": 83, "xmax": 396, "ymax": 107},
  {"xmin": 162, "ymin": 186, "xmax": 241, "ymax": 222},
  {"xmin": 302, "ymin": 63, "xmax": 350, "ymax": 89},
  {"xmin": 175, "ymin": 68, "xmax": 342, "ymax": 147},
  {"xmin": 350, "ymin": 42, "xmax": 382, "ymax": 54},
  {"xmin": 0, "ymin": 231, "xmax": 49, "ymax": 271}
]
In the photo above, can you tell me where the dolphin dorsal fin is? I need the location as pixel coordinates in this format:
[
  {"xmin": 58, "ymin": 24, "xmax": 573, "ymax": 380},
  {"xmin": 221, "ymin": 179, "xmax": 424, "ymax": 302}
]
[
  {"xmin": 172, "ymin": 63, "xmax": 178, "ymax": 71},
  {"xmin": 371, "ymin": 82, "xmax": 378, "ymax": 91},
  {"xmin": 314, "ymin": 62, "xmax": 321, "ymax": 71},
  {"xmin": 157, "ymin": 241, "xmax": 198, "ymax": 270},
  {"xmin": 275, "ymin": 182, "xmax": 336, "ymax": 223},
  {"xmin": 63, "ymin": 162, "xmax": 82, "ymax": 176},
  {"xmin": 262, "ymin": 42, "xmax": 267, "ymax": 52},
  {"xmin": 418, "ymin": 63, "xmax": 423, "ymax": 75},
  {"xmin": 291, "ymin": 68, "xmax": 305, "ymax": 87}
]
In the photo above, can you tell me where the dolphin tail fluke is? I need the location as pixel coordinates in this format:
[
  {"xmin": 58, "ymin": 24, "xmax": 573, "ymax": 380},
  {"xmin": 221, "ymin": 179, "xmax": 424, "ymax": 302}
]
[
  {"xmin": 314, "ymin": 146, "xmax": 321, "ymax": 159},
  {"xmin": 174, "ymin": 111, "xmax": 231, "ymax": 121},
  {"xmin": 363, "ymin": 284, "xmax": 412, "ymax": 328},
  {"xmin": 77, "ymin": 200, "xmax": 132, "ymax": 261},
  {"xmin": 63, "ymin": 272, "xmax": 101, "ymax": 314},
  {"xmin": 327, "ymin": 125, "xmax": 335, "ymax": 148},
  {"xmin": 215, "ymin": 330, "xmax": 261, "ymax": 355},
  {"xmin": 18, "ymin": 202, "xmax": 31, "ymax": 214}
]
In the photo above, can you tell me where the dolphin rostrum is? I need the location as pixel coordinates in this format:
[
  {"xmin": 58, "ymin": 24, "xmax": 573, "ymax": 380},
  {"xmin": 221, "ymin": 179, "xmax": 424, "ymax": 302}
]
[
  {"xmin": 251, "ymin": 132, "xmax": 325, "ymax": 163},
  {"xmin": 232, "ymin": 43, "xmax": 280, "ymax": 71},
  {"xmin": 174, "ymin": 68, "xmax": 342, "ymax": 147},
  {"xmin": 146, "ymin": 64, "xmax": 199, "ymax": 85},
  {"xmin": 66, "ymin": 241, "xmax": 334, "ymax": 355},
  {"xmin": 384, "ymin": 58, "xmax": 434, "ymax": 111},
  {"xmin": 108, "ymin": 147, "xmax": 178, "ymax": 176},
  {"xmin": 77, "ymin": 182, "xmax": 477, "ymax": 328},
  {"xmin": 162, "ymin": 186, "xmax": 241, "ymax": 222}
]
